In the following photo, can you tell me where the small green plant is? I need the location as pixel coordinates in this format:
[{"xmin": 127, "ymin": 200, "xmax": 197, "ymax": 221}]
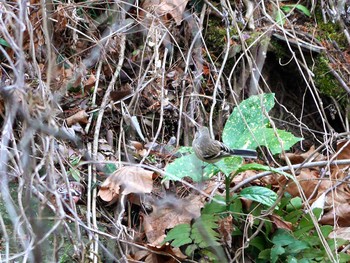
[
  {"xmin": 275, "ymin": 4, "xmax": 310, "ymax": 26},
  {"xmin": 280, "ymin": 4, "xmax": 311, "ymax": 18},
  {"xmin": 165, "ymin": 93, "xmax": 301, "ymax": 181}
]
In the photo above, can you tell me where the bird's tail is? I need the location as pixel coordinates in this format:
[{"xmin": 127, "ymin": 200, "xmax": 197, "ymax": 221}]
[{"xmin": 230, "ymin": 148, "xmax": 258, "ymax": 159}]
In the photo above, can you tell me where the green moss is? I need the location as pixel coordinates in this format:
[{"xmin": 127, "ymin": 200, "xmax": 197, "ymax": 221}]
[
  {"xmin": 313, "ymin": 56, "xmax": 344, "ymax": 97},
  {"xmin": 205, "ymin": 20, "xmax": 228, "ymax": 54},
  {"xmin": 314, "ymin": 8, "xmax": 348, "ymax": 49}
]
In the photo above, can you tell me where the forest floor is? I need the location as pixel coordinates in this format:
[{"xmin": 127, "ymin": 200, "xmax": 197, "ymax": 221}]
[{"xmin": 1, "ymin": 0, "xmax": 350, "ymax": 262}]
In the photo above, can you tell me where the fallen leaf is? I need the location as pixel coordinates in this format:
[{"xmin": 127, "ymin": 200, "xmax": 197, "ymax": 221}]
[
  {"xmin": 319, "ymin": 203, "xmax": 350, "ymax": 227},
  {"xmin": 282, "ymin": 145, "xmax": 325, "ymax": 164},
  {"xmin": 66, "ymin": 110, "xmax": 89, "ymax": 126},
  {"xmin": 284, "ymin": 169, "xmax": 320, "ymax": 198},
  {"xmin": 143, "ymin": 195, "xmax": 203, "ymax": 245},
  {"xmin": 84, "ymin": 74, "xmax": 96, "ymax": 91},
  {"xmin": 98, "ymin": 166, "xmax": 154, "ymax": 202},
  {"xmin": 218, "ymin": 215, "xmax": 233, "ymax": 247},
  {"xmin": 330, "ymin": 140, "xmax": 350, "ymax": 180},
  {"xmin": 329, "ymin": 227, "xmax": 350, "ymax": 240},
  {"xmin": 142, "ymin": 0, "xmax": 188, "ymax": 25},
  {"xmin": 269, "ymin": 214, "xmax": 293, "ymax": 231}
]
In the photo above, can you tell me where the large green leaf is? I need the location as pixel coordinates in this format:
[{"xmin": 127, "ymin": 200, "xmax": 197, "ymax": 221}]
[
  {"xmin": 223, "ymin": 94, "xmax": 301, "ymax": 154},
  {"xmin": 164, "ymin": 153, "xmax": 219, "ymax": 182},
  {"xmin": 223, "ymin": 93, "xmax": 274, "ymax": 149},
  {"xmin": 212, "ymin": 156, "xmax": 243, "ymax": 176},
  {"xmin": 239, "ymin": 186, "xmax": 278, "ymax": 207}
]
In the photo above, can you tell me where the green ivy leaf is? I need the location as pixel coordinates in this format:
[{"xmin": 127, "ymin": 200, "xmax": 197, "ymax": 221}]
[{"xmin": 239, "ymin": 186, "xmax": 278, "ymax": 207}]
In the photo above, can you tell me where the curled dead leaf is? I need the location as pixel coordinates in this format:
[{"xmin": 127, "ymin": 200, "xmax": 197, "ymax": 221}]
[
  {"xmin": 329, "ymin": 227, "xmax": 350, "ymax": 240},
  {"xmin": 269, "ymin": 214, "xmax": 293, "ymax": 231},
  {"xmin": 218, "ymin": 215, "xmax": 233, "ymax": 248},
  {"xmin": 66, "ymin": 110, "xmax": 89, "ymax": 126},
  {"xmin": 97, "ymin": 166, "xmax": 154, "ymax": 203}
]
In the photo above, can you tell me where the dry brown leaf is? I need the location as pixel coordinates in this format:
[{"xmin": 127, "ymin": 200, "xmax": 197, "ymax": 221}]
[
  {"xmin": 233, "ymin": 169, "xmax": 279, "ymax": 188},
  {"xmin": 319, "ymin": 203, "xmax": 350, "ymax": 227},
  {"xmin": 269, "ymin": 214, "xmax": 293, "ymax": 231},
  {"xmin": 142, "ymin": 0, "xmax": 189, "ymax": 25},
  {"xmin": 324, "ymin": 186, "xmax": 350, "ymax": 207},
  {"xmin": 146, "ymin": 243, "xmax": 187, "ymax": 261},
  {"xmin": 282, "ymin": 146, "xmax": 325, "ymax": 164},
  {"xmin": 143, "ymin": 195, "xmax": 203, "ymax": 245},
  {"xmin": 218, "ymin": 215, "xmax": 233, "ymax": 248},
  {"xmin": 329, "ymin": 227, "xmax": 350, "ymax": 240},
  {"xmin": 66, "ymin": 110, "xmax": 89, "ymax": 126},
  {"xmin": 284, "ymin": 169, "xmax": 320, "ymax": 198},
  {"xmin": 330, "ymin": 140, "xmax": 350, "ymax": 180},
  {"xmin": 84, "ymin": 74, "xmax": 96, "ymax": 90},
  {"xmin": 97, "ymin": 166, "xmax": 154, "ymax": 202}
]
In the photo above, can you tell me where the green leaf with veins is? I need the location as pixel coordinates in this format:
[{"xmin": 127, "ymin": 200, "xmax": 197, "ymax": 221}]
[{"xmin": 223, "ymin": 93, "xmax": 301, "ymax": 155}]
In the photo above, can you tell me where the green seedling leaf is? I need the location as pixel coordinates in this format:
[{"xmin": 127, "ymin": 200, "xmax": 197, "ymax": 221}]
[
  {"xmin": 239, "ymin": 186, "xmax": 277, "ymax": 207},
  {"xmin": 164, "ymin": 153, "xmax": 219, "ymax": 182},
  {"xmin": 250, "ymin": 236, "xmax": 268, "ymax": 251},
  {"xmin": 275, "ymin": 9, "xmax": 286, "ymax": 26},
  {"xmin": 68, "ymin": 168, "xmax": 81, "ymax": 182},
  {"xmin": 281, "ymin": 4, "xmax": 311, "ymax": 17},
  {"xmin": 258, "ymin": 249, "xmax": 271, "ymax": 260},
  {"xmin": 286, "ymin": 240, "xmax": 309, "ymax": 254},
  {"xmin": 104, "ymin": 163, "xmax": 118, "ymax": 175},
  {"xmin": 0, "ymin": 38, "xmax": 10, "ymax": 48},
  {"xmin": 286, "ymin": 197, "xmax": 303, "ymax": 212},
  {"xmin": 69, "ymin": 155, "xmax": 81, "ymax": 166}
]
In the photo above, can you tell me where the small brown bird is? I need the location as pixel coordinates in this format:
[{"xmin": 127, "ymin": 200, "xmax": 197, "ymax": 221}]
[
  {"xmin": 57, "ymin": 181, "xmax": 85, "ymax": 204},
  {"xmin": 192, "ymin": 126, "xmax": 257, "ymax": 163}
]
